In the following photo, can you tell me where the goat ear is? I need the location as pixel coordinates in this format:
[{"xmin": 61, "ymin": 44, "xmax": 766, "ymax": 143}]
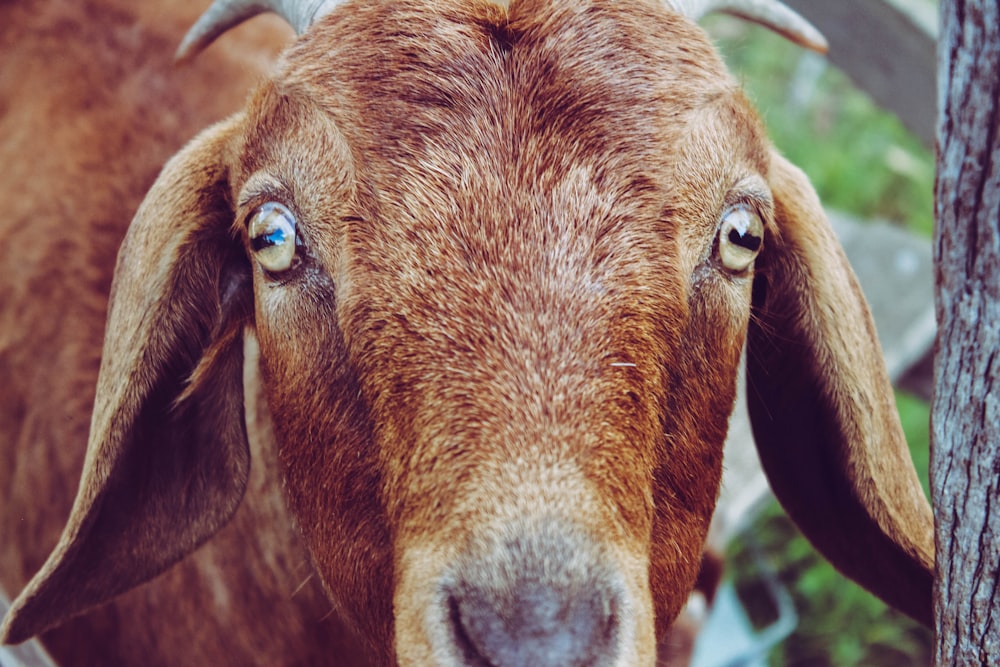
[
  {"xmin": 1, "ymin": 115, "xmax": 252, "ymax": 643},
  {"xmin": 746, "ymin": 151, "xmax": 935, "ymax": 625}
]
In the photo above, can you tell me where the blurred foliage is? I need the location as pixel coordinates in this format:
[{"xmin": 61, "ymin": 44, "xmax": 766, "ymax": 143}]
[
  {"xmin": 706, "ymin": 16, "xmax": 936, "ymax": 238},
  {"xmin": 705, "ymin": 17, "xmax": 937, "ymax": 667},
  {"xmin": 898, "ymin": 391, "xmax": 932, "ymax": 499}
]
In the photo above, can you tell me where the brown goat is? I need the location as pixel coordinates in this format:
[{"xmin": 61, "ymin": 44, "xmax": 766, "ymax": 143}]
[{"xmin": 0, "ymin": 0, "xmax": 934, "ymax": 665}]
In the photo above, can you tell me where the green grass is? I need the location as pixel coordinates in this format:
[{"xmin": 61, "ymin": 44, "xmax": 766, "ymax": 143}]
[{"xmin": 705, "ymin": 17, "xmax": 937, "ymax": 666}]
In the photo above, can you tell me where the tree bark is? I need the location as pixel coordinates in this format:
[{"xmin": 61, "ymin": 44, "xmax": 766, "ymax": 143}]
[{"xmin": 932, "ymin": 1, "xmax": 1000, "ymax": 664}]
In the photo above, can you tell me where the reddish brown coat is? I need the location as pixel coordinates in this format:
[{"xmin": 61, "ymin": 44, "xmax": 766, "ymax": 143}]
[{"xmin": 0, "ymin": 0, "xmax": 933, "ymax": 665}]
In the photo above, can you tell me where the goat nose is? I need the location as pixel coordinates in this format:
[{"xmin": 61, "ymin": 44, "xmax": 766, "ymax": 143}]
[
  {"xmin": 450, "ymin": 580, "xmax": 618, "ymax": 667},
  {"xmin": 445, "ymin": 524, "xmax": 622, "ymax": 667}
]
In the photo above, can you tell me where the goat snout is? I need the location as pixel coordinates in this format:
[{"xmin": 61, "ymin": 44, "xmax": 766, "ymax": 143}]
[
  {"xmin": 442, "ymin": 523, "xmax": 626, "ymax": 667},
  {"xmin": 447, "ymin": 576, "xmax": 619, "ymax": 667}
]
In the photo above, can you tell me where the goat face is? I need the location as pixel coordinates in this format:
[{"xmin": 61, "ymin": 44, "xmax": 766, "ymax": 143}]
[
  {"xmin": 241, "ymin": 4, "xmax": 767, "ymax": 661},
  {"xmin": 1, "ymin": 0, "xmax": 934, "ymax": 664}
]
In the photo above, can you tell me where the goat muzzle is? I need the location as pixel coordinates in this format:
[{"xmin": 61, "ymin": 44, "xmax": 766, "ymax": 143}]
[
  {"xmin": 396, "ymin": 518, "xmax": 647, "ymax": 667},
  {"xmin": 444, "ymin": 522, "xmax": 624, "ymax": 667}
]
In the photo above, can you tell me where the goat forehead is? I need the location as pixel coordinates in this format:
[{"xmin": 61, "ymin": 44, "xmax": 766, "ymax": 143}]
[{"xmin": 279, "ymin": 0, "xmax": 737, "ymax": 172}]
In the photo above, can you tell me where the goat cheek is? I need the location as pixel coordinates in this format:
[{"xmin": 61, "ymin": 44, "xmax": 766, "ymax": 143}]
[
  {"xmin": 647, "ymin": 322, "xmax": 743, "ymax": 632},
  {"xmin": 254, "ymin": 309, "xmax": 397, "ymax": 652}
]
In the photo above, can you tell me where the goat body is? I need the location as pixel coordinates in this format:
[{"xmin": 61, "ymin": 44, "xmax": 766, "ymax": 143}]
[
  {"xmin": 0, "ymin": 2, "xmax": 345, "ymax": 664},
  {"xmin": 0, "ymin": 0, "xmax": 934, "ymax": 665}
]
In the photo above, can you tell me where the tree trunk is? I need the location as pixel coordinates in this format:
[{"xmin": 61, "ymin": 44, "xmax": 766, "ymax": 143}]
[{"xmin": 932, "ymin": 1, "xmax": 1000, "ymax": 664}]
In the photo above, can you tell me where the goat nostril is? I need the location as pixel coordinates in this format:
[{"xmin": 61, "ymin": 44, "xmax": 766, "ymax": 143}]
[
  {"xmin": 448, "ymin": 580, "xmax": 619, "ymax": 667},
  {"xmin": 449, "ymin": 595, "xmax": 493, "ymax": 667}
]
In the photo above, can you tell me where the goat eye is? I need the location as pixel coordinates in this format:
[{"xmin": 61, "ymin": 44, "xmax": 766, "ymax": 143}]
[
  {"xmin": 248, "ymin": 202, "xmax": 299, "ymax": 273},
  {"xmin": 717, "ymin": 206, "xmax": 764, "ymax": 273}
]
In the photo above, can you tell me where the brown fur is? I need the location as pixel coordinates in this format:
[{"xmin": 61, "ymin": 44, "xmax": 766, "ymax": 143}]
[{"xmin": 0, "ymin": 0, "xmax": 933, "ymax": 665}]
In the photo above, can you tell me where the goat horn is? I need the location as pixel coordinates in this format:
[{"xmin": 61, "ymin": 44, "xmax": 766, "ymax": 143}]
[
  {"xmin": 177, "ymin": 0, "xmax": 827, "ymax": 62},
  {"xmin": 176, "ymin": 0, "xmax": 342, "ymax": 61},
  {"xmin": 665, "ymin": 0, "xmax": 828, "ymax": 53}
]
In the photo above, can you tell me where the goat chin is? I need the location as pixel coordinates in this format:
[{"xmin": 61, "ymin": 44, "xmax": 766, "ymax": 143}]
[{"xmin": 0, "ymin": 0, "xmax": 933, "ymax": 665}]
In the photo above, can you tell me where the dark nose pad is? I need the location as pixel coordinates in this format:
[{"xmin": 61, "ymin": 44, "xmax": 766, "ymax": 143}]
[{"xmin": 445, "ymin": 522, "xmax": 622, "ymax": 667}]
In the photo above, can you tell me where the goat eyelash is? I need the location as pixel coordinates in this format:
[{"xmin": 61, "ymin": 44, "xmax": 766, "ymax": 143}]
[{"xmin": 237, "ymin": 174, "xmax": 296, "ymax": 213}]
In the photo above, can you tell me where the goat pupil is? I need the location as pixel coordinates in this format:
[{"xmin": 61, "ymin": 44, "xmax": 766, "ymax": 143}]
[
  {"xmin": 729, "ymin": 228, "xmax": 761, "ymax": 252},
  {"xmin": 251, "ymin": 227, "xmax": 287, "ymax": 251}
]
